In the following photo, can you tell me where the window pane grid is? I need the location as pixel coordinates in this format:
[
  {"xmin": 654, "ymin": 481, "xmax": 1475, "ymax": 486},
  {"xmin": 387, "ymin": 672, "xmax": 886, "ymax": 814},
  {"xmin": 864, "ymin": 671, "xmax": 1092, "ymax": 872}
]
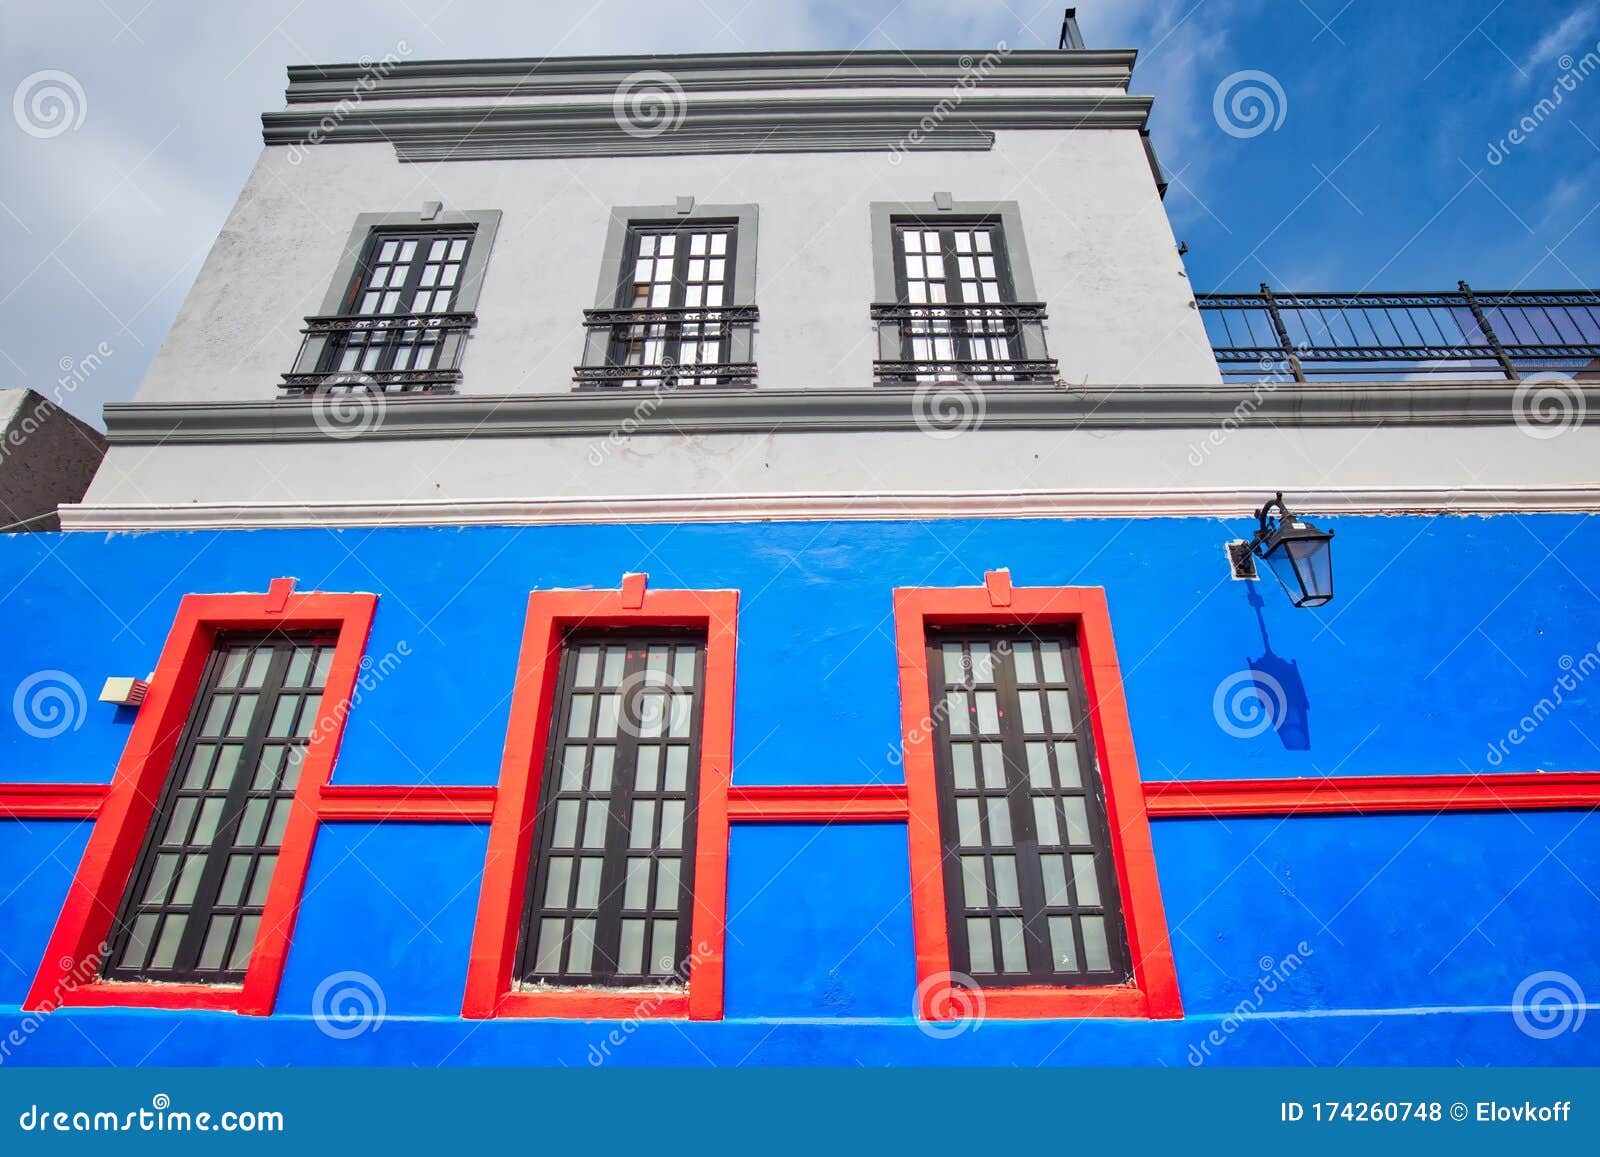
[
  {"xmin": 105, "ymin": 632, "xmax": 335, "ymax": 983},
  {"xmin": 321, "ymin": 229, "xmax": 473, "ymax": 378},
  {"xmin": 611, "ymin": 224, "xmax": 736, "ymax": 388},
  {"xmin": 519, "ymin": 633, "xmax": 705, "ymax": 988},
  {"xmin": 929, "ymin": 631, "xmax": 1130, "ymax": 987},
  {"xmin": 893, "ymin": 222, "xmax": 1021, "ymax": 383}
]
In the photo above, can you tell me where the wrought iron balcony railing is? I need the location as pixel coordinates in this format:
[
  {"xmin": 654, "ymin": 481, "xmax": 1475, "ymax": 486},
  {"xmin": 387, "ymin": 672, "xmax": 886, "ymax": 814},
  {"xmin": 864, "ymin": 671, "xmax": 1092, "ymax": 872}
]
[
  {"xmin": 574, "ymin": 305, "xmax": 758, "ymax": 388},
  {"xmin": 281, "ymin": 312, "xmax": 476, "ymax": 395},
  {"xmin": 871, "ymin": 301, "xmax": 1059, "ymax": 385},
  {"xmin": 1198, "ymin": 283, "xmax": 1600, "ymax": 382}
]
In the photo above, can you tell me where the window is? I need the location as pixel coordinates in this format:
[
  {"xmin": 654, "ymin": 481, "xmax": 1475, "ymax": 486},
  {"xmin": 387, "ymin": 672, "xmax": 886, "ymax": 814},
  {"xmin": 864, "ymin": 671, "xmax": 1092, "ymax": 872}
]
[
  {"xmin": 892, "ymin": 580, "xmax": 1181, "ymax": 1020},
  {"xmin": 927, "ymin": 630, "xmax": 1128, "ymax": 986},
  {"xmin": 104, "ymin": 632, "xmax": 336, "ymax": 984},
  {"xmin": 576, "ymin": 204, "xmax": 759, "ymax": 390},
  {"xmin": 283, "ymin": 209, "xmax": 499, "ymax": 396},
  {"xmin": 519, "ymin": 633, "xmax": 705, "ymax": 986},
  {"xmin": 869, "ymin": 200, "xmax": 1056, "ymax": 385},
  {"xmin": 463, "ymin": 582, "xmax": 736, "ymax": 1021},
  {"xmin": 28, "ymin": 582, "xmax": 376, "ymax": 1015}
]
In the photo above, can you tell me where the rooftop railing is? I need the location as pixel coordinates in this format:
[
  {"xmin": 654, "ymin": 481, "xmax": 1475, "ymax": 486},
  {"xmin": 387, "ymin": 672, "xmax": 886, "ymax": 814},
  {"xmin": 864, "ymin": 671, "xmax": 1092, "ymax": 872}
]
[{"xmin": 1197, "ymin": 283, "xmax": 1600, "ymax": 382}]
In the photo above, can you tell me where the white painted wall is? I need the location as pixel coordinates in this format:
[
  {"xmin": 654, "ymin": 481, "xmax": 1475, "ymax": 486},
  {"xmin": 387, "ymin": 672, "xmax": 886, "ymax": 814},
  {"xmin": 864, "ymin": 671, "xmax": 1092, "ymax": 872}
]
[{"xmin": 129, "ymin": 129, "xmax": 1215, "ymax": 407}]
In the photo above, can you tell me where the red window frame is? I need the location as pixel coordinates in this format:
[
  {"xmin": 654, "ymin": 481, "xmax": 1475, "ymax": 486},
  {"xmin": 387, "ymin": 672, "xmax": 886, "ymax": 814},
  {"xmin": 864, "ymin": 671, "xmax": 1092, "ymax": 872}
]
[
  {"xmin": 26, "ymin": 580, "xmax": 376, "ymax": 1015},
  {"xmin": 893, "ymin": 580, "xmax": 1182, "ymax": 1020},
  {"xmin": 463, "ymin": 582, "xmax": 737, "ymax": 1020}
]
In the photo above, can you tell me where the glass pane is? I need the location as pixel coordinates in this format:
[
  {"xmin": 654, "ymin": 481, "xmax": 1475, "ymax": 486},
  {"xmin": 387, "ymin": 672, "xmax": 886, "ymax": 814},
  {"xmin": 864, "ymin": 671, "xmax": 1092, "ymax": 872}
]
[
  {"xmin": 998, "ymin": 917, "xmax": 1027, "ymax": 973},
  {"xmin": 226, "ymin": 695, "xmax": 258, "ymax": 738},
  {"xmin": 1071, "ymin": 854, "xmax": 1102, "ymax": 906},
  {"xmin": 634, "ymin": 746, "xmax": 660, "ymax": 791},
  {"xmin": 567, "ymin": 919, "xmax": 596, "ymax": 974},
  {"xmin": 150, "ymin": 914, "xmax": 187, "ymax": 970},
  {"xmin": 955, "ymin": 798, "xmax": 982, "ymax": 847},
  {"xmin": 244, "ymin": 650, "xmax": 273, "ymax": 686},
  {"xmin": 985, "ymin": 797, "xmax": 1012, "ymax": 846},
  {"xmin": 655, "ymin": 858, "xmax": 680, "ymax": 909},
  {"xmin": 163, "ymin": 799, "xmax": 196, "ymax": 845},
  {"xmin": 667, "ymin": 695, "xmax": 693, "ymax": 738},
  {"xmin": 992, "ymin": 855, "xmax": 1020, "ymax": 906},
  {"xmin": 941, "ymin": 644, "xmax": 964, "ymax": 684},
  {"xmin": 618, "ymin": 919, "xmax": 646, "ymax": 974},
  {"xmin": 1039, "ymin": 642, "xmax": 1067, "ymax": 682},
  {"xmin": 574, "ymin": 646, "xmax": 600, "ymax": 686},
  {"xmin": 672, "ymin": 647, "xmax": 696, "ymax": 688},
  {"xmin": 664, "ymin": 747, "xmax": 688, "ymax": 792},
  {"xmin": 602, "ymin": 648, "xmax": 625, "ymax": 686},
  {"xmin": 247, "ymin": 855, "xmax": 276, "ymax": 907},
  {"xmin": 543, "ymin": 857, "xmax": 573, "ymax": 907},
  {"xmin": 975, "ymin": 691, "xmax": 999, "ymax": 733},
  {"xmin": 268, "ymin": 696, "xmax": 298, "ymax": 737},
  {"xmin": 172, "ymin": 854, "xmax": 206, "ymax": 904},
  {"xmin": 1013, "ymin": 643, "xmax": 1037, "ymax": 684},
  {"xmin": 595, "ymin": 694, "xmax": 621, "ymax": 738},
  {"xmin": 228, "ymin": 915, "xmax": 260, "ymax": 971},
  {"xmin": 122, "ymin": 913, "xmax": 158, "ymax": 970},
  {"xmin": 233, "ymin": 800, "xmax": 267, "ymax": 847},
  {"xmin": 1032, "ymin": 798, "xmax": 1061, "ymax": 846},
  {"xmin": 559, "ymin": 747, "xmax": 586, "ymax": 791},
  {"xmin": 1055, "ymin": 741, "xmax": 1082, "ymax": 787},
  {"xmin": 191, "ymin": 798, "xmax": 224, "ymax": 845},
  {"xmin": 201, "ymin": 696, "xmax": 231, "ymax": 735},
  {"xmin": 589, "ymin": 746, "xmax": 615, "ymax": 793},
  {"xmin": 217, "ymin": 855, "xmax": 251, "ymax": 906},
  {"xmin": 650, "ymin": 919, "xmax": 677, "ymax": 975},
  {"xmin": 533, "ymin": 918, "xmax": 565, "ymax": 974},
  {"xmin": 1082, "ymin": 916, "xmax": 1111, "ymax": 971},
  {"xmin": 217, "ymin": 650, "xmax": 249, "ymax": 688},
  {"xmin": 966, "ymin": 917, "xmax": 995, "ymax": 974},
  {"xmin": 295, "ymin": 695, "xmax": 321, "ymax": 738},
  {"xmin": 183, "ymin": 745, "xmax": 214, "ymax": 788},
  {"xmin": 1025, "ymin": 742, "xmax": 1052, "ymax": 789},
  {"xmin": 950, "ymin": 745, "xmax": 976, "ymax": 789},
  {"xmin": 1049, "ymin": 916, "xmax": 1078, "ymax": 972},
  {"xmin": 1040, "ymin": 855, "xmax": 1069, "ymax": 905},
  {"xmin": 567, "ymin": 695, "xmax": 593, "ymax": 737},
  {"xmin": 1047, "ymin": 690, "xmax": 1073, "ymax": 733},
  {"xmin": 630, "ymin": 800, "xmax": 656, "ymax": 849},
  {"xmin": 264, "ymin": 798, "xmax": 292, "ymax": 846},
  {"xmin": 979, "ymin": 743, "xmax": 1005, "ymax": 789},
  {"xmin": 1019, "ymin": 691, "xmax": 1044, "ymax": 734},
  {"xmin": 960, "ymin": 856, "xmax": 987, "ymax": 907},
  {"xmin": 581, "ymin": 801, "xmax": 608, "ymax": 849},
  {"xmin": 1063, "ymin": 797, "xmax": 1090, "ymax": 845},
  {"xmin": 198, "ymin": 915, "xmax": 234, "ymax": 972},
  {"xmin": 623, "ymin": 857, "xmax": 650, "ymax": 909},
  {"xmin": 659, "ymin": 799, "xmax": 684, "ymax": 850},
  {"xmin": 968, "ymin": 642, "xmax": 994, "ymax": 684},
  {"xmin": 574, "ymin": 857, "xmax": 603, "ymax": 907},
  {"xmin": 142, "ymin": 854, "xmax": 179, "ymax": 905},
  {"xmin": 285, "ymin": 648, "xmax": 313, "ymax": 687},
  {"xmin": 551, "ymin": 800, "xmax": 579, "ymax": 848},
  {"xmin": 945, "ymin": 692, "xmax": 970, "ymax": 735}
]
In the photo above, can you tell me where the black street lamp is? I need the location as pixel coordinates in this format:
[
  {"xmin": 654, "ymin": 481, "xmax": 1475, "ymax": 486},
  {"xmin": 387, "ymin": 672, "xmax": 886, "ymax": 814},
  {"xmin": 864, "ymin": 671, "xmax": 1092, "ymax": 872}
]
[{"xmin": 1249, "ymin": 493, "xmax": 1334, "ymax": 608}]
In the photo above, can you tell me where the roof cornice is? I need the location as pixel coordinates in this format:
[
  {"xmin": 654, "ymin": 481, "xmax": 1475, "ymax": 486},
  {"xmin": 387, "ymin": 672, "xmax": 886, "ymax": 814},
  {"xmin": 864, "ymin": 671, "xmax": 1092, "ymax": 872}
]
[
  {"xmin": 282, "ymin": 48, "xmax": 1138, "ymax": 103},
  {"xmin": 261, "ymin": 92, "xmax": 1153, "ymax": 160},
  {"xmin": 100, "ymin": 382, "xmax": 1598, "ymax": 445}
]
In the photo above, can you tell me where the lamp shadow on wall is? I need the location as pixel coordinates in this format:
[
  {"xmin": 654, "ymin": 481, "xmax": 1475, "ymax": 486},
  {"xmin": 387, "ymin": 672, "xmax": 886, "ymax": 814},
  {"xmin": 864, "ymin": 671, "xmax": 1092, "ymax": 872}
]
[{"xmin": 1244, "ymin": 582, "xmax": 1312, "ymax": 752}]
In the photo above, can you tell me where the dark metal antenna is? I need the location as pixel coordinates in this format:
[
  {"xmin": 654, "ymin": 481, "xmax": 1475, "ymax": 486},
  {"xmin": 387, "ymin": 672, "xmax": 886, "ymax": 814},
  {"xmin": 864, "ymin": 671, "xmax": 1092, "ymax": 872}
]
[{"xmin": 1058, "ymin": 7, "xmax": 1085, "ymax": 49}]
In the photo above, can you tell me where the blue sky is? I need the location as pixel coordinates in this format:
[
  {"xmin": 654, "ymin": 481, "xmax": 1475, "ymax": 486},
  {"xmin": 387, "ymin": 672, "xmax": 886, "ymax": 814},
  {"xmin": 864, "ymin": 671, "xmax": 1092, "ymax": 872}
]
[{"xmin": 1, "ymin": 0, "xmax": 1597, "ymax": 423}]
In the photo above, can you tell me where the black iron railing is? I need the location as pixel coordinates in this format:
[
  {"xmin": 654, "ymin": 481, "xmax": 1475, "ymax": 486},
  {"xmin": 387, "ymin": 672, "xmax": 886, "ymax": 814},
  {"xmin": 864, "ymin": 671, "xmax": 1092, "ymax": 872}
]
[
  {"xmin": 575, "ymin": 305, "xmax": 758, "ymax": 388},
  {"xmin": 281, "ymin": 312, "xmax": 475, "ymax": 394},
  {"xmin": 871, "ymin": 301, "xmax": 1059, "ymax": 384},
  {"xmin": 1198, "ymin": 283, "xmax": 1600, "ymax": 382}
]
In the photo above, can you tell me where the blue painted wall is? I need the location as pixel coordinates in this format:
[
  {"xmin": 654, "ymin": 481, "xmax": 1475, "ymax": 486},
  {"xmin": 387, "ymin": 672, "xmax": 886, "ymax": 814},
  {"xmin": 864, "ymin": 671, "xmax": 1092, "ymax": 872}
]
[{"xmin": 1, "ymin": 515, "xmax": 1597, "ymax": 1065}]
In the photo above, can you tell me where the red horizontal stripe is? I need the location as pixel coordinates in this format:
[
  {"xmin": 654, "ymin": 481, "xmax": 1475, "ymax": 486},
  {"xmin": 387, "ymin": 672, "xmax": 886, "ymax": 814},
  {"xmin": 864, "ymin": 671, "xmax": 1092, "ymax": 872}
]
[
  {"xmin": 0, "ymin": 783, "xmax": 107, "ymax": 820},
  {"xmin": 318, "ymin": 784, "xmax": 497, "ymax": 822},
  {"xmin": 1144, "ymin": 771, "xmax": 1600, "ymax": 818},
  {"xmin": 727, "ymin": 783, "xmax": 909, "ymax": 822}
]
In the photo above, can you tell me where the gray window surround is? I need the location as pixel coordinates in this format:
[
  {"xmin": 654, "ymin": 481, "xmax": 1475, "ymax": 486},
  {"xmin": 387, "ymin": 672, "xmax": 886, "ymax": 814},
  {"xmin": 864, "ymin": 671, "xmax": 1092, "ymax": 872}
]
[
  {"xmin": 580, "ymin": 203, "xmax": 760, "ymax": 374},
  {"xmin": 291, "ymin": 208, "xmax": 502, "ymax": 386},
  {"xmin": 869, "ymin": 199, "xmax": 1050, "ymax": 369}
]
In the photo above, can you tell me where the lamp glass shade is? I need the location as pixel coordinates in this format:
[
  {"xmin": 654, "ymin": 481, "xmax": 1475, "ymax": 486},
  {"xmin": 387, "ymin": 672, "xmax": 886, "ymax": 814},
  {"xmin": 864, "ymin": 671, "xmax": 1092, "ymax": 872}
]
[{"xmin": 1264, "ymin": 531, "xmax": 1334, "ymax": 608}]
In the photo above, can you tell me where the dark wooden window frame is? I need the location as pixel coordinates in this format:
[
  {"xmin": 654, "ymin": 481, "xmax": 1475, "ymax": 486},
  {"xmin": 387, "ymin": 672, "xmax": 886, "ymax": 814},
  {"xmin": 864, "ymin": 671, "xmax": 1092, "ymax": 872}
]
[
  {"xmin": 925, "ymin": 626, "xmax": 1131, "ymax": 988},
  {"xmin": 515, "ymin": 629, "xmax": 707, "ymax": 989}
]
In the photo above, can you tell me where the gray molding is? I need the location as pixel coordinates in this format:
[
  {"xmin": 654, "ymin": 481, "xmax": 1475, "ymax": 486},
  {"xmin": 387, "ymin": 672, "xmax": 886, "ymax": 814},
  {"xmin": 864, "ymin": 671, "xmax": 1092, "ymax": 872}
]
[
  {"xmin": 260, "ymin": 94, "xmax": 1154, "ymax": 161},
  {"xmin": 282, "ymin": 49, "xmax": 1139, "ymax": 104},
  {"xmin": 583, "ymin": 203, "xmax": 759, "ymax": 369},
  {"xmin": 100, "ymin": 382, "xmax": 1600, "ymax": 445},
  {"xmin": 869, "ymin": 200, "xmax": 1047, "ymax": 362}
]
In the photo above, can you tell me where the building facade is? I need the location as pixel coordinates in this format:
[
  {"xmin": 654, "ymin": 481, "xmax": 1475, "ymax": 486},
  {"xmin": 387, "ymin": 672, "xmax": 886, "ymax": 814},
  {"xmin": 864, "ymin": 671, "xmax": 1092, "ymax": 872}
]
[{"xmin": 3, "ymin": 35, "xmax": 1600, "ymax": 1066}]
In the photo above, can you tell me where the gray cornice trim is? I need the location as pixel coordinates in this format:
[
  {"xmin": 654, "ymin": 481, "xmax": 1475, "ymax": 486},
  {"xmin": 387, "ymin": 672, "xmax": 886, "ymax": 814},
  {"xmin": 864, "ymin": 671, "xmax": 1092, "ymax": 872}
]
[
  {"xmin": 282, "ymin": 49, "xmax": 1138, "ymax": 103},
  {"xmin": 260, "ymin": 94, "xmax": 1154, "ymax": 160},
  {"xmin": 100, "ymin": 382, "xmax": 1599, "ymax": 445},
  {"xmin": 58, "ymin": 486, "xmax": 1600, "ymax": 533}
]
